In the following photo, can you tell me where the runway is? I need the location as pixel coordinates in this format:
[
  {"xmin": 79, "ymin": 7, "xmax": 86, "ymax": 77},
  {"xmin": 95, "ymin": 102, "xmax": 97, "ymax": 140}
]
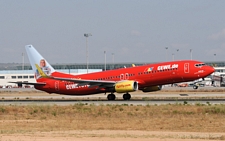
[
  {"xmin": 1, "ymin": 99, "xmax": 225, "ymax": 106},
  {"xmin": 0, "ymin": 87, "xmax": 225, "ymax": 105}
]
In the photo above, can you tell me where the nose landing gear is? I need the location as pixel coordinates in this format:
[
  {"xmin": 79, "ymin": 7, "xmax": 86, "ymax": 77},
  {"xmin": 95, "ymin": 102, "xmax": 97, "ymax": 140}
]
[{"xmin": 193, "ymin": 84, "xmax": 198, "ymax": 89}]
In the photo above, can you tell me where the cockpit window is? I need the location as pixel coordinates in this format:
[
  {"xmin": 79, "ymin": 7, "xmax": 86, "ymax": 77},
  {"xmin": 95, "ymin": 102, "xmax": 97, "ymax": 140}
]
[{"xmin": 195, "ymin": 63, "xmax": 206, "ymax": 67}]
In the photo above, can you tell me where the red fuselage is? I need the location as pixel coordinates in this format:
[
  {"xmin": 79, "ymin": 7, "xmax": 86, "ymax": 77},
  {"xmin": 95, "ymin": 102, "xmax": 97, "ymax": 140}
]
[{"xmin": 35, "ymin": 60, "xmax": 214, "ymax": 95}]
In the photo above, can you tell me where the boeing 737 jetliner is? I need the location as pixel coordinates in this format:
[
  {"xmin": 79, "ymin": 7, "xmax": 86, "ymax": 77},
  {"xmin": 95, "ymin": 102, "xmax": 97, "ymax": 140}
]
[{"xmin": 11, "ymin": 45, "xmax": 215, "ymax": 100}]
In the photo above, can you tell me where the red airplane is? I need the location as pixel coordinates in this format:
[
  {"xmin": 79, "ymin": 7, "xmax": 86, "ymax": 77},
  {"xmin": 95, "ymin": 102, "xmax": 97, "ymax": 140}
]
[{"xmin": 11, "ymin": 45, "xmax": 215, "ymax": 100}]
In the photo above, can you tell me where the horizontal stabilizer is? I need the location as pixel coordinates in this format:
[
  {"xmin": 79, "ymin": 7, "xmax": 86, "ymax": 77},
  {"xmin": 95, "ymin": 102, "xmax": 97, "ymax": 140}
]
[{"xmin": 9, "ymin": 81, "xmax": 46, "ymax": 86}]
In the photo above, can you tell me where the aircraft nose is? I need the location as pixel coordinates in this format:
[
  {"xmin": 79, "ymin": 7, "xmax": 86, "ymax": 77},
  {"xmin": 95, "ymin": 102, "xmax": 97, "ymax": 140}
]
[{"xmin": 208, "ymin": 66, "xmax": 215, "ymax": 74}]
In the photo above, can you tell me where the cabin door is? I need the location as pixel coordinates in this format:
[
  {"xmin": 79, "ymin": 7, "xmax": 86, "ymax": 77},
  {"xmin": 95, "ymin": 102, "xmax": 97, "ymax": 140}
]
[
  {"xmin": 55, "ymin": 81, "xmax": 60, "ymax": 91},
  {"xmin": 184, "ymin": 63, "xmax": 189, "ymax": 73},
  {"xmin": 120, "ymin": 74, "xmax": 124, "ymax": 80}
]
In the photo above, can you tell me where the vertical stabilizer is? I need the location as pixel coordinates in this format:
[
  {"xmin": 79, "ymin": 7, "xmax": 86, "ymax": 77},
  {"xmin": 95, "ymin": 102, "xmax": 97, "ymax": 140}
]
[{"xmin": 25, "ymin": 45, "xmax": 55, "ymax": 79}]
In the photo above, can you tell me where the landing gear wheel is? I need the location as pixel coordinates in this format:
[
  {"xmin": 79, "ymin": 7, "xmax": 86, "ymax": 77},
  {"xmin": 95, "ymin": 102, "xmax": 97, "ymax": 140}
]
[
  {"xmin": 123, "ymin": 93, "xmax": 131, "ymax": 100},
  {"xmin": 107, "ymin": 94, "xmax": 116, "ymax": 100},
  {"xmin": 193, "ymin": 85, "xmax": 198, "ymax": 89}
]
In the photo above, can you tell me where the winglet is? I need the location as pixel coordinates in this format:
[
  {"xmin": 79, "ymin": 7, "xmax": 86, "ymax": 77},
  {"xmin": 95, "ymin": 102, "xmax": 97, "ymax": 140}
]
[{"xmin": 35, "ymin": 64, "xmax": 50, "ymax": 78}]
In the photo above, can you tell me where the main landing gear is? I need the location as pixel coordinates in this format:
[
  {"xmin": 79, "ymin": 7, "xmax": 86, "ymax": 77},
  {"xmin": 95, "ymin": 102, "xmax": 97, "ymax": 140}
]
[
  {"xmin": 107, "ymin": 93, "xmax": 116, "ymax": 101},
  {"xmin": 107, "ymin": 93, "xmax": 131, "ymax": 101},
  {"xmin": 123, "ymin": 93, "xmax": 131, "ymax": 100}
]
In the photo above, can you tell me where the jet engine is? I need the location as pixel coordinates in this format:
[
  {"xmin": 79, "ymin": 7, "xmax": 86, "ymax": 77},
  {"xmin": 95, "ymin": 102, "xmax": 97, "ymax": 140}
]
[
  {"xmin": 142, "ymin": 85, "xmax": 163, "ymax": 92},
  {"xmin": 114, "ymin": 81, "xmax": 138, "ymax": 93}
]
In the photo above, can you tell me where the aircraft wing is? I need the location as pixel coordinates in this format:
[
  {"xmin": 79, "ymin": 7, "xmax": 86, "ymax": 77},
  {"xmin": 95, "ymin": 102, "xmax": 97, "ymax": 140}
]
[
  {"xmin": 49, "ymin": 76, "xmax": 116, "ymax": 87},
  {"xmin": 51, "ymin": 77, "xmax": 115, "ymax": 84},
  {"xmin": 35, "ymin": 63, "xmax": 116, "ymax": 87},
  {"xmin": 9, "ymin": 81, "xmax": 46, "ymax": 86}
]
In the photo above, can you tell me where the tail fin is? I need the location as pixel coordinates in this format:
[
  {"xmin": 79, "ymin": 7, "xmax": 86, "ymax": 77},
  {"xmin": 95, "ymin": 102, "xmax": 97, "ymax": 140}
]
[
  {"xmin": 35, "ymin": 64, "xmax": 50, "ymax": 78},
  {"xmin": 25, "ymin": 45, "xmax": 55, "ymax": 79}
]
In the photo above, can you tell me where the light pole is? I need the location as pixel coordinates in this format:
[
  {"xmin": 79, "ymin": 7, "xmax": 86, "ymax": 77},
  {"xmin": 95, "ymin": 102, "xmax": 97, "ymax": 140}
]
[
  {"xmin": 214, "ymin": 54, "xmax": 216, "ymax": 62},
  {"xmin": 84, "ymin": 33, "xmax": 92, "ymax": 73},
  {"xmin": 22, "ymin": 53, "xmax": 24, "ymax": 71},
  {"xmin": 190, "ymin": 49, "xmax": 192, "ymax": 60},
  {"xmin": 165, "ymin": 47, "xmax": 168, "ymax": 61},
  {"xmin": 104, "ymin": 51, "xmax": 106, "ymax": 71},
  {"xmin": 112, "ymin": 53, "xmax": 114, "ymax": 69},
  {"xmin": 176, "ymin": 49, "xmax": 179, "ymax": 60},
  {"xmin": 172, "ymin": 53, "xmax": 174, "ymax": 61}
]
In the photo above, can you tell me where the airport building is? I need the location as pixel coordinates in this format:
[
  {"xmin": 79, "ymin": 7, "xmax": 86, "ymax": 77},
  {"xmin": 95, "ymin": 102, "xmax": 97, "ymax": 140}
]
[{"xmin": 0, "ymin": 61, "xmax": 224, "ymax": 88}]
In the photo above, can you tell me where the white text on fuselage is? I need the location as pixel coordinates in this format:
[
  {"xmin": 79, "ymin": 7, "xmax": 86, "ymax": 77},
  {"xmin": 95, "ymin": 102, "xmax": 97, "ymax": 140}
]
[
  {"xmin": 66, "ymin": 83, "xmax": 90, "ymax": 89},
  {"xmin": 157, "ymin": 64, "xmax": 179, "ymax": 71}
]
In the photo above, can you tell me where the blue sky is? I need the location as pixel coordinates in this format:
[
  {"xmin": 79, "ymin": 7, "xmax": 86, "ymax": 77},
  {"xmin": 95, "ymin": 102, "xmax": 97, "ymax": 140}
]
[{"xmin": 0, "ymin": 0, "xmax": 225, "ymax": 64}]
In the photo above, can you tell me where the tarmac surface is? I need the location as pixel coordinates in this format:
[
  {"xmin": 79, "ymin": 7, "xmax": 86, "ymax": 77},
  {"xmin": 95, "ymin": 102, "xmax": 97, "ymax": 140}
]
[{"xmin": 0, "ymin": 86, "xmax": 225, "ymax": 105}]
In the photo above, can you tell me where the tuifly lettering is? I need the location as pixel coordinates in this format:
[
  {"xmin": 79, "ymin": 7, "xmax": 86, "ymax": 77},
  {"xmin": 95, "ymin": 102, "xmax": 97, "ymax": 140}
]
[{"xmin": 116, "ymin": 84, "xmax": 131, "ymax": 88}]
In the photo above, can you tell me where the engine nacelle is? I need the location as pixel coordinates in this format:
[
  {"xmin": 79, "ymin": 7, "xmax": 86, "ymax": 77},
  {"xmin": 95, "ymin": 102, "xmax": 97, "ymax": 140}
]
[
  {"xmin": 142, "ymin": 85, "xmax": 162, "ymax": 92},
  {"xmin": 115, "ymin": 81, "xmax": 138, "ymax": 93}
]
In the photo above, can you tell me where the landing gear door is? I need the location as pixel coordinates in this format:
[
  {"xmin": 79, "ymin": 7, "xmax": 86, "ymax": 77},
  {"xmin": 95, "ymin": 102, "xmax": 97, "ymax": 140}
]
[{"xmin": 184, "ymin": 63, "xmax": 189, "ymax": 73}]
